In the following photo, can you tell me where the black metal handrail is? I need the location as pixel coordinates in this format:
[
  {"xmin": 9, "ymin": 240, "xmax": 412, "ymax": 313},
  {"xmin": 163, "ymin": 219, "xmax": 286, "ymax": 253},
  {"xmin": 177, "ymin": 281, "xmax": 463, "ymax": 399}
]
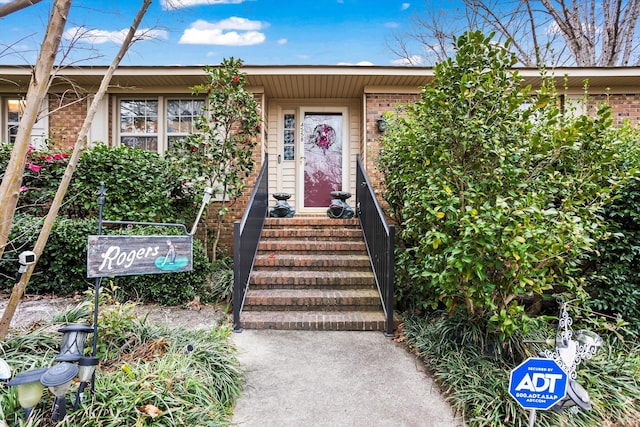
[
  {"xmin": 356, "ymin": 155, "xmax": 395, "ymax": 336},
  {"xmin": 233, "ymin": 155, "xmax": 269, "ymax": 332}
]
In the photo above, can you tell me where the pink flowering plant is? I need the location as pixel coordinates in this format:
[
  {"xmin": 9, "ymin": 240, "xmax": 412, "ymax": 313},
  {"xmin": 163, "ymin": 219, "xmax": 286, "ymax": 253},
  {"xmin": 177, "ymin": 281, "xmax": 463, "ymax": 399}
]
[{"xmin": 0, "ymin": 143, "xmax": 70, "ymax": 215}]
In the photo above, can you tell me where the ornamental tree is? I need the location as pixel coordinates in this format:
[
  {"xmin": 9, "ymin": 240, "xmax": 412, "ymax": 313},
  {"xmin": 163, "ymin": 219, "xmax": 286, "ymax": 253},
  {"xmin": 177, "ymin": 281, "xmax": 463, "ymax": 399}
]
[
  {"xmin": 378, "ymin": 31, "xmax": 640, "ymax": 340},
  {"xmin": 167, "ymin": 57, "xmax": 261, "ymax": 260}
]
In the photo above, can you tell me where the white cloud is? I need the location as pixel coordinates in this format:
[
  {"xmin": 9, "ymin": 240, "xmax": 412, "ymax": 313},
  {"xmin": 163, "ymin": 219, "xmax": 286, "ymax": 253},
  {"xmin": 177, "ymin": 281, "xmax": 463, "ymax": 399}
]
[
  {"xmin": 161, "ymin": 0, "xmax": 243, "ymax": 10},
  {"xmin": 63, "ymin": 26, "xmax": 168, "ymax": 44},
  {"xmin": 401, "ymin": 3, "xmax": 410, "ymax": 10},
  {"xmin": 385, "ymin": 22, "xmax": 399, "ymax": 28},
  {"xmin": 391, "ymin": 55, "xmax": 423, "ymax": 66},
  {"xmin": 179, "ymin": 18, "xmax": 266, "ymax": 45},
  {"xmin": 337, "ymin": 61, "xmax": 375, "ymax": 66},
  {"xmin": 277, "ymin": 38, "xmax": 288, "ymax": 45}
]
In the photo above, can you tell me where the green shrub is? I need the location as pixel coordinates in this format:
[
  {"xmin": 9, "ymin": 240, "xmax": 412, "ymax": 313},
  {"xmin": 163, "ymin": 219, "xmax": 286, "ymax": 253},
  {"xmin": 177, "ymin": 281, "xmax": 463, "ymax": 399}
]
[
  {"xmin": 209, "ymin": 257, "xmax": 234, "ymax": 305},
  {"xmin": 63, "ymin": 143, "xmax": 198, "ymax": 223},
  {"xmin": 111, "ymin": 227, "xmax": 214, "ymax": 305},
  {"xmin": 0, "ymin": 143, "xmax": 71, "ymax": 216},
  {"xmin": 378, "ymin": 31, "xmax": 640, "ymax": 338},
  {"xmin": 584, "ymin": 174, "xmax": 640, "ymax": 330},
  {"xmin": 0, "ymin": 143, "xmax": 198, "ymax": 224},
  {"xmin": 0, "ymin": 217, "xmax": 213, "ymax": 305}
]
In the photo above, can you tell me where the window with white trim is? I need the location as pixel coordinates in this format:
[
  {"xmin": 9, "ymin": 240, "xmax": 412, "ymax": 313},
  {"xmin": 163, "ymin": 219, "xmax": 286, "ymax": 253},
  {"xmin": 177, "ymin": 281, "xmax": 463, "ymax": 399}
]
[
  {"xmin": 166, "ymin": 98, "xmax": 205, "ymax": 150},
  {"xmin": 119, "ymin": 99, "xmax": 159, "ymax": 151},
  {"xmin": 117, "ymin": 97, "xmax": 206, "ymax": 153}
]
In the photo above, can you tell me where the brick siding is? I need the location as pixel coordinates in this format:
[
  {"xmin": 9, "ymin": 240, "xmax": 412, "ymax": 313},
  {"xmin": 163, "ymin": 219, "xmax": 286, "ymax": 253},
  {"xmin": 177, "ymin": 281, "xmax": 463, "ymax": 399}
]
[
  {"xmin": 365, "ymin": 93, "xmax": 421, "ymax": 216},
  {"xmin": 48, "ymin": 93, "xmax": 86, "ymax": 149},
  {"xmin": 587, "ymin": 94, "xmax": 640, "ymax": 126}
]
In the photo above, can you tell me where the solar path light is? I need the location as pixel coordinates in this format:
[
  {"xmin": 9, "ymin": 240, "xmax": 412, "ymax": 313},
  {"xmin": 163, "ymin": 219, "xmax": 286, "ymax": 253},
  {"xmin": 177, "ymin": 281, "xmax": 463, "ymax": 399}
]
[
  {"xmin": 55, "ymin": 323, "xmax": 93, "ymax": 362},
  {"xmin": 74, "ymin": 356, "xmax": 99, "ymax": 410},
  {"xmin": 41, "ymin": 362, "xmax": 79, "ymax": 422},
  {"xmin": 7, "ymin": 368, "xmax": 47, "ymax": 420}
]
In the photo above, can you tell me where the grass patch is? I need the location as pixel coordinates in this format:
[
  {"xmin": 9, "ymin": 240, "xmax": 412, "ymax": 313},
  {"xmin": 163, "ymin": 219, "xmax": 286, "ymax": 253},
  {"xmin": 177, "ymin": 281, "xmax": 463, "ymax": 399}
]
[
  {"xmin": 0, "ymin": 294, "xmax": 243, "ymax": 426},
  {"xmin": 402, "ymin": 310, "xmax": 640, "ymax": 427}
]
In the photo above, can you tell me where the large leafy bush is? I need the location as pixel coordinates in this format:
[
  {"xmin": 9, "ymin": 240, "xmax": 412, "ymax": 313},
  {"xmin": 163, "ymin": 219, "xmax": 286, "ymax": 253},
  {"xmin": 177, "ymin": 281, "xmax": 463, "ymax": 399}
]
[
  {"xmin": 378, "ymin": 31, "xmax": 640, "ymax": 338},
  {"xmin": 0, "ymin": 215, "xmax": 212, "ymax": 303},
  {"xmin": 0, "ymin": 143, "xmax": 70, "ymax": 217},
  {"xmin": 0, "ymin": 144, "xmax": 211, "ymax": 305},
  {"xmin": 63, "ymin": 143, "xmax": 197, "ymax": 223},
  {"xmin": 584, "ymin": 174, "xmax": 640, "ymax": 330}
]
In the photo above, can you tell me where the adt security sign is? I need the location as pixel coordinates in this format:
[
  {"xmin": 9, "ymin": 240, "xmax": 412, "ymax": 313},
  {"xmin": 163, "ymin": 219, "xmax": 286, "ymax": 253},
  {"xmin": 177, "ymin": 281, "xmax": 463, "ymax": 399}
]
[{"xmin": 509, "ymin": 357, "xmax": 568, "ymax": 410}]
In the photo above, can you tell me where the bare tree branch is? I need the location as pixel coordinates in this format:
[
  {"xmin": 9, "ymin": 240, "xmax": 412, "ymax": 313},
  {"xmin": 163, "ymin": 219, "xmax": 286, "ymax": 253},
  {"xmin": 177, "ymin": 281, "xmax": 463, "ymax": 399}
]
[
  {"xmin": 391, "ymin": 0, "xmax": 640, "ymax": 67},
  {"xmin": 0, "ymin": 0, "xmax": 42, "ymax": 18},
  {"xmin": 0, "ymin": 0, "xmax": 71, "ymax": 261}
]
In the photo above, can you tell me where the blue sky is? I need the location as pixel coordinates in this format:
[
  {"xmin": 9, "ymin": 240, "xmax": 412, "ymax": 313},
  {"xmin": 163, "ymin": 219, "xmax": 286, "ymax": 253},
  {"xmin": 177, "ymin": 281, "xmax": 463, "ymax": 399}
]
[{"xmin": 0, "ymin": 0, "xmax": 455, "ymax": 66}]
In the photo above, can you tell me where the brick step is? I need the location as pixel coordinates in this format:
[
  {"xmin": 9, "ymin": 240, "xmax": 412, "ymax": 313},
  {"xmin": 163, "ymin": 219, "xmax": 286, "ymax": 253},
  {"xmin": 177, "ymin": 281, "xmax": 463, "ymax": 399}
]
[
  {"xmin": 264, "ymin": 217, "xmax": 359, "ymax": 229},
  {"xmin": 238, "ymin": 310, "xmax": 388, "ymax": 331},
  {"xmin": 257, "ymin": 240, "xmax": 366, "ymax": 253},
  {"xmin": 249, "ymin": 270, "xmax": 375, "ymax": 288},
  {"xmin": 243, "ymin": 289, "xmax": 381, "ymax": 311},
  {"xmin": 253, "ymin": 254, "xmax": 371, "ymax": 270},
  {"xmin": 260, "ymin": 228, "xmax": 364, "ymax": 240}
]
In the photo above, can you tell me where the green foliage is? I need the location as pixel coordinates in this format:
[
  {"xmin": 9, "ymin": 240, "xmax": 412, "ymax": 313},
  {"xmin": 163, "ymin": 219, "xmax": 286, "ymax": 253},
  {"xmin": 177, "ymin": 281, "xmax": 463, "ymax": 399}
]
[
  {"xmin": 0, "ymin": 213, "xmax": 95, "ymax": 294},
  {"xmin": 378, "ymin": 31, "xmax": 640, "ymax": 338},
  {"xmin": 167, "ymin": 57, "xmax": 262, "ymax": 259},
  {"xmin": 209, "ymin": 257, "xmax": 234, "ymax": 305},
  {"xmin": 584, "ymin": 174, "xmax": 640, "ymax": 330},
  {"xmin": 0, "ymin": 295, "xmax": 242, "ymax": 426},
  {"xmin": 0, "ymin": 216, "xmax": 212, "ymax": 305},
  {"xmin": 1, "ymin": 143, "xmax": 211, "ymax": 305},
  {"xmin": 64, "ymin": 143, "xmax": 198, "ymax": 223},
  {"xmin": 402, "ymin": 312, "xmax": 640, "ymax": 427}
]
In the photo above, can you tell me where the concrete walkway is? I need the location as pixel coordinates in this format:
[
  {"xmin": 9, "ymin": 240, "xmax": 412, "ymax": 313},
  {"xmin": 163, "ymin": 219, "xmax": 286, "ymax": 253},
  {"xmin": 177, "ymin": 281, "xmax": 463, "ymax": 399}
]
[{"xmin": 230, "ymin": 330, "xmax": 464, "ymax": 427}]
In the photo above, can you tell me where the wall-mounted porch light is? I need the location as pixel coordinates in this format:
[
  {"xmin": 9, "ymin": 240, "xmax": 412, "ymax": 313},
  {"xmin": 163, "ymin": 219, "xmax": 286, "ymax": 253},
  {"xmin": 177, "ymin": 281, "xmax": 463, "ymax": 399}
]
[
  {"xmin": 7, "ymin": 368, "xmax": 48, "ymax": 420},
  {"xmin": 376, "ymin": 116, "xmax": 387, "ymax": 132}
]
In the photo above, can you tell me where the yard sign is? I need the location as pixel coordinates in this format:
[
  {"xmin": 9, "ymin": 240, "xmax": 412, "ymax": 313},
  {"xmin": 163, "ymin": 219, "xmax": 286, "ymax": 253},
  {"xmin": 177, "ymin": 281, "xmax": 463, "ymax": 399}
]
[
  {"xmin": 87, "ymin": 235, "xmax": 193, "ymax": 278},
  {"xmin": 509, "ymin": 357, "xmax": 568, "ymax": 411}
]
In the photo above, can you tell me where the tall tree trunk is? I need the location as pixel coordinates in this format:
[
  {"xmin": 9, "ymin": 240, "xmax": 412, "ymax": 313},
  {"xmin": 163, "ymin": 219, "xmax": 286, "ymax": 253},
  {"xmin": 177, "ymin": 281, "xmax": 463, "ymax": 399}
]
[
  {"xmin": 0, "ymin": 0, "xmax": 71, "ymax": 260},
  {"xmin": 0, "ymin": 0, "xmax": 153, "ymax": 340}
]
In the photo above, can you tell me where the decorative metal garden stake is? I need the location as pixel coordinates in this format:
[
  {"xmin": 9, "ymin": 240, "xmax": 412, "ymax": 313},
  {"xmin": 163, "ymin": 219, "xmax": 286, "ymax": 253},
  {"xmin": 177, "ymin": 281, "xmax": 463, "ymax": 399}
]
[{"xmin": 514, "ymin": 299, "xmax": 604, "ymax": 426}]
